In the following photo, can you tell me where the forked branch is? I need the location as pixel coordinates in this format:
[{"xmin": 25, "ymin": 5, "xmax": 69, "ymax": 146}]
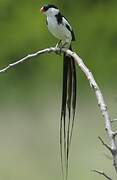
[
  {"xmin": 92, "ymin": 169, "xmax": 112, "ymax": 180},
  {"xmin": 0, "ymin": 47, "xmax": 117, "ymax": 178}
]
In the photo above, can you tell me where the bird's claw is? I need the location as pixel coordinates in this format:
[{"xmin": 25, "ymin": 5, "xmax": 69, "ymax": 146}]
[
  {"xmin": 55, "ymin": 48, "xmax": 62, "ymax": 55},
  {"xmin": 55, "ymin": 40, "xmax": 62, "ymax": 55}
]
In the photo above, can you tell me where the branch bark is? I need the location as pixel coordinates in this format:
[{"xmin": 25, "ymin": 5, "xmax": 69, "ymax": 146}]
[{"xmin": 0, "ymin": 47, "xmax": 117, "ymax": 177}]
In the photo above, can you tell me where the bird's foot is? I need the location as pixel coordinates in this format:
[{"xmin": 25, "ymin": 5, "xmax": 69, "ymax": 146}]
[
  {"xmin": 55, "ymin": 40, "xmax": 69, "ymax": 55},
  {"xmin": 55, "ymin": 40, "xmax": 62, "ymax": 55},
  {"xmin": 61, "ymin": 42, "xmax": 68, "ymax": 48},
  {"xmin": 55, "ymin": 40, "xmax": 62, "ymax": 48}
]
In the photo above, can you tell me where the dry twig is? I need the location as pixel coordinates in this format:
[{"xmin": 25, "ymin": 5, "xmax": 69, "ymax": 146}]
[
  {"xmin": 92, "ymin": 169, "xmax": 112, "ymax": 180},
  {"xmin": 0, "ymin": 47, "xmax": 117, "ymax": 178}
]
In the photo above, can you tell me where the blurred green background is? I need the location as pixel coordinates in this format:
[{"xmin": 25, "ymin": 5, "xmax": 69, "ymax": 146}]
[{"xmin": 0, "ymin": 0, "xmax": 117, "ymax": 179}]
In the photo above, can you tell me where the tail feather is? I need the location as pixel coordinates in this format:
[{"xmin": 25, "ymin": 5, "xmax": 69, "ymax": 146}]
[
  {"xmin": 70, "ymin": 54, "xmax": 77, "ymax": 145},
  {"xmin": 60, "ymin": 56, "xmax": 69, "ymax": 179},
  {"xmin": 67, "ymin": 60, "xmax": 72, "ymax": 120},
  {"xmin": 60, "ymin": 44, "xmax": 77, "ymax": 180}
]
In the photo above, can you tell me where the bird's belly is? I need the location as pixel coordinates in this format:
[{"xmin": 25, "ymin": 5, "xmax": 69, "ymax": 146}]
[
  {"xmin": 48, "ymin": 23, "xmax": 64, "ymax": 39},
  {"xmin": 47, "ymin": 18, "xmax": 71, "ymax": 41}
]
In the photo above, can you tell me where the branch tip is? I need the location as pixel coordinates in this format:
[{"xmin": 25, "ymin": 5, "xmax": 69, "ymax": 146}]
[
  {"xmin": 92, "ymin": 169, "xmax": 112, "ymax": 180},
  {"xmin": 98, "ymin": 136, "xmax": 112, "ymax": 152},
  {"xmin": 113, "ymin": 131, "xmax": 117, "ymax": 137},
  {"xmin": 111, "ymin": 118, "xmax": 117, "ymax": 123}
]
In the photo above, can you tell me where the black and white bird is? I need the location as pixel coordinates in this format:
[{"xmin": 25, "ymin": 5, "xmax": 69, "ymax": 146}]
[{"xmin": 40, "ymin": 4, "xmax": 77, "ymax": 180}]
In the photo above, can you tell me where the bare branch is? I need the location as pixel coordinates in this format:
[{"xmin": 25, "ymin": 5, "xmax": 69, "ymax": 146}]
[
  {"xmin": 98, "ymin": 136, "xmax": 112, "ymax": 153},
  {"xmin": 113, "ymin": 131, "xmax": 117, "ymax": 138},
  {"xmin": 92, "ymin": 169, "xmax": 112, "ymax": 180},
  {"xmin": 0, "ymin": 46, "xmax": 117, "ymax": 175},
  {"xmin": 0, "ymin": 47, "xmax": 60, "ymax": 73},
  {"xmin": 111, "ymin": 119, "xmax": 117, "ymax": 123}
]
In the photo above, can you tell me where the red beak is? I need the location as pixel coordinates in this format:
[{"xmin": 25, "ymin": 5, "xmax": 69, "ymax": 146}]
[{"xmin": 40, "ymin": 7, "xmax": 44, "ymax": 13}]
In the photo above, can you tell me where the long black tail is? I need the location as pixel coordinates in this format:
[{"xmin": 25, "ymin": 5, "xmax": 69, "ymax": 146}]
[{"xmin": 60, "ymin": 45, "xmax": 77, "ymax": 180}]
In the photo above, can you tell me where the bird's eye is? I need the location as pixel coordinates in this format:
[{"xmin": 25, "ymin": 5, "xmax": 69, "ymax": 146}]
[
  {"xmin": 43, "ymin": 5, "xmax": 48, "ymax": 12},
  {"xmin": 40, "ymin": 6, "xmax": 47, "ymax": 13}
]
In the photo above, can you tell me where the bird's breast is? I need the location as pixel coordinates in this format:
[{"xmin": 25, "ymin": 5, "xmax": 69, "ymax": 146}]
[{"xmin": 47, "ymin": 16, "xmax": 72, "ymax": 42}]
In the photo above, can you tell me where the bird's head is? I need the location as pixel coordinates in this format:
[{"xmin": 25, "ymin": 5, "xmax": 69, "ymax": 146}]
[{"xmin": 40, "ymin": 4, "xmax": 59, "ymax": 16}]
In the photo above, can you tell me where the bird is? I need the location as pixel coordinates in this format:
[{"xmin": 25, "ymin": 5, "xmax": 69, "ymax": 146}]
[{"xmin": 40, "ymin": 4, "xmax": 77, "ymax": 180}]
